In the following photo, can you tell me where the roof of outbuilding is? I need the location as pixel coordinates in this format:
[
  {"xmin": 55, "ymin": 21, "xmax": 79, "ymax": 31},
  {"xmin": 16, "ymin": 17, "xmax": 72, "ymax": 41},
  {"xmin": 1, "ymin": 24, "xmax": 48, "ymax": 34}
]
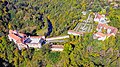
[{"xmin": 51, "ymin": 45, "xmax": 64, "ymax": 48}]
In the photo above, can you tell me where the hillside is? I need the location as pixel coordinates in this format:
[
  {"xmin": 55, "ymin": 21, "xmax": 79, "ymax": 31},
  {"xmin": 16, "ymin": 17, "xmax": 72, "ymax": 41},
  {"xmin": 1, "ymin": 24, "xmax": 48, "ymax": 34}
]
[{"xmin": 0, "ymin": 0, "xmax": 120, "ymax": 67}]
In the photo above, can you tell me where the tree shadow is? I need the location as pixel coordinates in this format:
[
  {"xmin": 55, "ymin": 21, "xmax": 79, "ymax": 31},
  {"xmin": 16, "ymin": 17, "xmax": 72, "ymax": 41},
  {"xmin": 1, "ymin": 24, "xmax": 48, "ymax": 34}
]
[{"xmin": 0, "ymin": 58, "xmax": 14, "ymax": 67}]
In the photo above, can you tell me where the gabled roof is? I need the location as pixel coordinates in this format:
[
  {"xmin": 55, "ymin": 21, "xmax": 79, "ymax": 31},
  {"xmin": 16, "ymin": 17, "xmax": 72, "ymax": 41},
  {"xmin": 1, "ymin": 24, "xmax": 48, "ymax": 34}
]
[
  {"xmin": 94, "ymin": 13, "xmax": 104, "ymax": 19},
  {"xmin": 8, "ymin": 30, "xmax": 46, "ymax": 50},
  {"xmin": 97, "ymin": 23, "xmax": 108, "ymax": 29},
  {"xmin": 96, "ymin": 14, "xmax": 103, "ymax": 20},
  {"xmin": 95, "ymin": 32, "xmax": 106, "ymax": 37},
  {"xmin": 50, "ymin": 45, "xmax": 64, "ymax": 51},
  {"xmin": 97, "ymin": 23, "xmax": 118, "ymax": 34},
  {"xmin": 16, "ymin": 39, "xmax": 22, "ymax": 43},
  {"xmin": 51, "ymin": 45, "xmax": 64, "ymax": 48},
  {"xmin": 8, "ymin": 34, "xmax": 21, "ymax": 41},
  {"xmin": 107, "ymin": 26, "xmax": 118, "ymax": 35},
  {"xmin": 8, "ymin": 30, "xmax": 27, "ymax": 44},
  {"xmin": 94, "ymin": 22, "xmax": 118, "ymax": 41},
  {"xmin": 9, "ymin": 30, "xmax": 17, "ymax": 34}
]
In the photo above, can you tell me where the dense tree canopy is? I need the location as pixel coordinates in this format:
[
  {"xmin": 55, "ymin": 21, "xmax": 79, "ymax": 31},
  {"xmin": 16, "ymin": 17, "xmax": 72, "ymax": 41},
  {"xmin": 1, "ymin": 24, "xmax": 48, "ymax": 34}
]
[{"xmin": 0, "ymin": 0, "xmax": 120, "ymax": 67}]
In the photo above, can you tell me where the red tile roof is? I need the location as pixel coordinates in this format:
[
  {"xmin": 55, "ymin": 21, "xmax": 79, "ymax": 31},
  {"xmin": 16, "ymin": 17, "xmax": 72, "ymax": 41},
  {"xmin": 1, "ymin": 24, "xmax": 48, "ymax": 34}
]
[
  {"xmin": 107, "ymin": 26, "xmax": 118, "ymax": 34},
  {"xmin": 95, "ymin": 22, "xmax": 118, "ymax": 41},
  {"xmin": 16, "ymin": 39, "xmax": 22, "ymax": 43},
  {"xmin": 96, "ymin": 14, "xmax": 103, "ymax": 20},
  {"xmin": 51, "ymin": 45, "xmax": 64, "ymax": 48},
  {"xmin": 97, "ymin": 23, "xmax": 118, "ymax": 34},
  {"xmin": 97, "ymin": 23, "xmax": 108, "ymax": 29},
  {"xmin": 95, "ymin": 32, "xmax": 106, "ymax": 37},
  {"xmin": 8, "ymin": 34, "xmax": 21, "ymax": 41},
  {"xmin": 9, "ymin": 30, "xmax": 13, "ymax": 34}
]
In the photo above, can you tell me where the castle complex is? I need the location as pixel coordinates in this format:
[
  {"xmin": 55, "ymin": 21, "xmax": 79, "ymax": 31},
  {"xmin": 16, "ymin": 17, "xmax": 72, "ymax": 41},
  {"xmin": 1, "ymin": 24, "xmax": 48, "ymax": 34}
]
[{"xmin": 8, "ymin": 13, "xmax": 118, "ymax": 50}]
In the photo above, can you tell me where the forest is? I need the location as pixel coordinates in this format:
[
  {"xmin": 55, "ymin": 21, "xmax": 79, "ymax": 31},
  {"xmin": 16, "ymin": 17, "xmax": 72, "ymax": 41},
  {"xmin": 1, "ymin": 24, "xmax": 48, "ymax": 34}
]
[{"xmin": 0, "ymin": 0, "xmax": 120, "ymax": 67}]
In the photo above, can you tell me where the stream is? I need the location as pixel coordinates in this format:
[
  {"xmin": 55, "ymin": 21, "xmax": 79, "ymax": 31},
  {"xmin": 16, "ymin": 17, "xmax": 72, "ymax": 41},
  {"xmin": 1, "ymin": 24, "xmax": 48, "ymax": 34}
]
[{"xmin": 45, "ymin": 18, "xmax": 53, "ymax": 37}]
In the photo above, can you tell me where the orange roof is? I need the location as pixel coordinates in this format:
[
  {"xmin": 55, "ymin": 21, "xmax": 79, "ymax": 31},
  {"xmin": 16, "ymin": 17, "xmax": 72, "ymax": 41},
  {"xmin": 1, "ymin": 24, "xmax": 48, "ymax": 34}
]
[
  {"xmin": 9, "ymin": 30, "xmax": 13, "ymax": 34},
  {"xmin": 16, "ymin": 39, "xmax": 22, "ymax": 43},
  {"xmin": 95, "ymin": 14, "xmax": 104, "ymax": 20},
  {"xmin": 97, "ymin": 23, "xmax": 118, "ymax": 34},
  {"xmin": 95, "ymin": 32, "xmax": 106, "ymax": 37},
  {"xmin": 8, "ymin": 34, "xmax": 21, "ymax": 41},
  {"xmin": 107, "ymin": 26, "xmax": 118, "ymax": 34},
  {"xmin": 51, "ymin": 45, "xmax": 64, "ymax": 48},
  {"xmin": 97, "ymin": 23, "xmax": 108, "ymax": 29},
  {"xmin": 9, "ymin": 30, "xmax": 18, "ymax": 34},
  {"xmin": 108, "ymin": 26, "xmax": 117, "ymax": 30}
]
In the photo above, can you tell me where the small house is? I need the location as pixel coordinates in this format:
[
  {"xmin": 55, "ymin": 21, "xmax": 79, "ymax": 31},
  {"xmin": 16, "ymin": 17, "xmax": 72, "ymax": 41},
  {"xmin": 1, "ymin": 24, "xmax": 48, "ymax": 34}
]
[
  {"xmin": 94, "ymin": 13, "xmax": 107, "ymax": 24},
  {"xmin": 50, "ymin": 45, "xmax": 64, "ymax": 51}
]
